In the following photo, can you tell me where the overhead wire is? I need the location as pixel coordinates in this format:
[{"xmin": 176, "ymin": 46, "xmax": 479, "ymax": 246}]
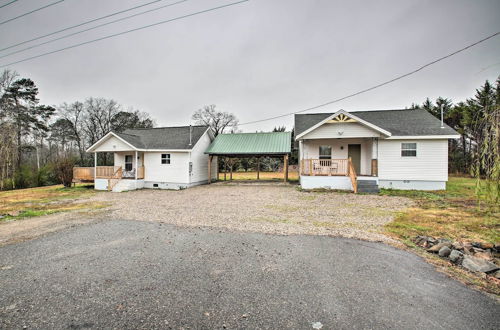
[
  {"xmin": 0, "ymin": 0, "xmax": 65, "ymax": 26},
  {"xmin": 0, "ymin": 0, "xmax": 249, "ymax": 68},
  {"xmin": 0, "ymin": 0, "xmax": 189, "ymax": 60},
  {"xmin": 236, "ymin": 31, "xmax": 500, "ymax": 127}
]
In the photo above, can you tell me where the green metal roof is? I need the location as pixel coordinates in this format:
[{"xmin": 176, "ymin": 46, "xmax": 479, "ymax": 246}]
[{"xmin": 205, "ymin": 132, "xmax": 292, "ymax": 155}]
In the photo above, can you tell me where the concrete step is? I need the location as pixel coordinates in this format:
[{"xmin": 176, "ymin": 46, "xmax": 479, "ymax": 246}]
[
  {"xmin": 358, "ymin": 188, "xmax": 380, "ymax": 194},
  {"xmin": 357, "ymin": 180, "xmax": 379, "ymax": 194}
]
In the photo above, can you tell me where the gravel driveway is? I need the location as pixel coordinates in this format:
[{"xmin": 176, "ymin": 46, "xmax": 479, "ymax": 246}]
[{"xmin": 88, "ymin": 184, "xmax": 412, "ymax": 242}]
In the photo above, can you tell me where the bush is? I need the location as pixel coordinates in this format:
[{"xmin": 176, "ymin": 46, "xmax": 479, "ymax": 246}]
[{"xmin": 53, "ymin": 157, "xmax": 76, "ymax": 187}]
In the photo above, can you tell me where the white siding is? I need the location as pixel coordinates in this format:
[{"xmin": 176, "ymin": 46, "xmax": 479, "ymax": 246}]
[
  {"xmin": 301, "ymin": 122, "xmax": 381, "ymax": 139},
  {"xmin": 143, "ymin": 152, "xmax": 190, "ymax": 183},
  {"xmin": 93, "ymin": 135, "xmax": 134, "ymax": 152},
  {"xmin": 189, "ymin": 130, "xmax": 217, "ymax": 183},
  {"xmin": 301, "ymin": 138, "xmax": 373, "ymax": 176},
  {"xmin": 378, "ymin": 139, "xmax": 448, "ymax": 181},
  {"xmin": 113, "ymin": 152, "xmax": 143, "ymax": 169}
]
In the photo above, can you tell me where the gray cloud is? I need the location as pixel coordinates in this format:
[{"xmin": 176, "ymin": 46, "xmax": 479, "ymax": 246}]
[{"xmin": 1, "ymin": 0, "xmax": 499, "ymax": 131}]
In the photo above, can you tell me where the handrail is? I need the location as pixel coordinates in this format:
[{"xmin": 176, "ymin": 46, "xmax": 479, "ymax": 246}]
[
  {"xmin": 301, "ymin": 159, "xmax": 349, "ymax": 176},
  {"xmin": 348, "ymin": 157, "xmax": 358, "ymax": 193},
  {"xmin": 108, "ymin": 166, "xmax": 123, "ymax": 191}
]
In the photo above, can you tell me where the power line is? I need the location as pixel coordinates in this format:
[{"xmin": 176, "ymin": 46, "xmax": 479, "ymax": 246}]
[
  {"xmin": 0, "ymin": 0, "xmax": 19, "ymax": 10},
  {"xmin": 236, "ymin": 31, "xmax": 500, "ymax": 127},
  {"xmin": 0, "ymin": 0, "xmax": 189, "ymax": 60},
  {"xmin": 0, "ymin": 0, "xmax": 181, "ymax": 53},
  {"xmin": 0, "ymin": 0, "xmax": 65, "ymax": 26},
  {"xmin": 0, "ymin": 0, "xmax": 249, "ymax": 68}
]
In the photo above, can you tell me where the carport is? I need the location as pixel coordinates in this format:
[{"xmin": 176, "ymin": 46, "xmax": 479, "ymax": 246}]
[{"xmin": 205, "ymin": 132, "xmax": 292, "ymax": 183}]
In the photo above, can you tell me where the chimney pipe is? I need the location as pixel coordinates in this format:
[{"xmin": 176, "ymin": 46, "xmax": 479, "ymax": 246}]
[
  {"xmin": 189, "ymin": 124, "xmax": 193, "ymax": 147},
  {"xmin": 440, "ymin": 104, "xmax": 444, "ymax": 128}
]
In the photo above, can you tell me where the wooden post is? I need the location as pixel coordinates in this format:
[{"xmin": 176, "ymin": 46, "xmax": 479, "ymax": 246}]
[
  {"xmin": 94, "ymin": 152, "xmax": 97, "ymax": 180},
  {"xmin": 257, "ymin": 157, "xmax": 260, "ymax": 180},
  {"xmin": 309, "ymin": 159, "xmax": 312, "ymax": 176},
  {"xmin": 284, "ymin": 154, "xmax": 289, "ymax": 182},
  {"xmin": 224, "ymin": 157, "xmax": 227, "ymax": 181},
  {"xmin": 216, "ymin": 156, "xmax": 219, "ymax": 181},
  {"xmin": 229, "ymin": 158, "xmax": 233, "ymax": 180},
  {"xmin": 208, "ymin": 155, "xmax": 212, "ymax": 184}
]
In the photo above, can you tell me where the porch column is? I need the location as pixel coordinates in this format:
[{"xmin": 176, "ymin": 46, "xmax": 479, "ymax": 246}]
[
  {"xmin": 208, "ymin": 155, "xmax": 212, "ymax": 184},
  {"xmin": 94, "ymin": 152, "xmax": 97, "ymax": 180},
  {"xmin": 284, "ymin": 154, "xmax": 289, "ymax": 183},
  {"xmin": 134, "ymin": 151, "xmax": 138, "ymax": 181},
  {"xmin": 257, "ymin": 157, "xmax": 260, "ymax": 180}
]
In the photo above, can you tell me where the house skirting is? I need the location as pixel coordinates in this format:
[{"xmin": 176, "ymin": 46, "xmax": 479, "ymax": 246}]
[
  {"xmin": 378, "ymin": 180, "xmax": 446, "ymax": 191},
  {"xmin": 300, "ymin": 176, "xmax": 351, "ymax": 190},
  {"xmin": 143, "ymin": 180, "xmax": 209, "ymax": 190}
]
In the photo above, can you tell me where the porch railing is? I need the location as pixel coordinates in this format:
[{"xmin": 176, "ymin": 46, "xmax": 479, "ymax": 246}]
[
  {"xmin": 73, "ymin": 167, "xmax": 94, "ymax": 181},
  {"xmin": 300, "ymin": 159, "xmax": 349, "ymax": 176},
  {"xmin": 73, "ymin": 166, "xmax": 145, "ymax": 181}
]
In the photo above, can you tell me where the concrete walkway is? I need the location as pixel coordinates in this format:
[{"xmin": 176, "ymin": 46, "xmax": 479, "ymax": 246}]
[{"xmin": 0, "ymin": 220, "xmax": 498, "ymax": 329}]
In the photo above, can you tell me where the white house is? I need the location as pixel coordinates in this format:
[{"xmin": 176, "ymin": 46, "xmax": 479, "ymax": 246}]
[
  {"xmin": 81, "ymin": 125, "xmax": 218, "ymax": 192},
  {"xmin": 295, "ymin": 109, "xmax": 460, "ymax": 192}
]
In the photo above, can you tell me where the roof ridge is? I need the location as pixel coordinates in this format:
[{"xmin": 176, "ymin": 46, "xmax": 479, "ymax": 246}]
[
  {"xmin": 296, "ymin": 108, "xmax": 419, "ymax": 116},
  {"xmin": 126, "ymin": 125, "xmax": 208, "ymax": 130},
  {"xmin": 221, "ymin": 131, "xmax": 291, "ymax": 135}
]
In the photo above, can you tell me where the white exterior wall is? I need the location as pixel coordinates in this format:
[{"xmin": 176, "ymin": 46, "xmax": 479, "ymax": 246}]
[
  {"xmin": 113, "ymin": 152, "xmax": 144, "ymax": 169},
  {"xmin": 92, "ymin": 135, "xmax": 133, "ymax": 152},
  {"xmin": 301, "ymin": 122, "xmax": 381, "ymax": 139},
  {"xmin": 189, "ymin": 130, "xmax": 217, "ymax": 184},
  {"xmin": 378, "ymin": 139, "xmax": 448, "ymax": 182},
  {"xmin": 301, "ymin": 138, "xmax": 373, "ymax": 176},
  {"xmin": 143, "ymin": 152, "xmax": 190, "ymax": 184}
]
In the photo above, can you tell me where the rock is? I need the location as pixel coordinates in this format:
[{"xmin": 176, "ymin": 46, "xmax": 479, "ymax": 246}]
[
  {"xmin": 472, "ymin": 242, "xmax": 482, "ymax": 248},
  {"xmin": 463, "ymin": 245, "xmax": 475, "ymax": 255},
  {"xmin": 474, "ymin": 251, "xmax": 492, "ymax": 261},
  {"xmin": 7, "ymin": 211, "xmax": 19, "ymax": 217},
  {"xmin": 479, "ymin": 242, "xmax": 494, "ymax": 249},
  {"xmin": 451, "ymin": 241, "xmax": 463, "ymax": 250},
  {"xmin": 449, "ymin": 250, "xmax": 463, "ymax": 263},
  {"xmin": 438, "ymin": 238, "xmax": 452, "ymax": 244},
  {"xmin": 462, "ymin": 255, "xmax": 499, "ymax": 273},
  {"xmin": 493, "ymin": 270, "xmax": 500, "ymax": 279},
  {"xmin": 428, "ymin": 242, "xmax": 452, "ymax": 253},
  {"xmin": 472, "ymin": 247, "xmax": 485, "ymax": 253},
  {"xmin": 438, "ymin": 246, "xmax": 452, "ymax": 257}
]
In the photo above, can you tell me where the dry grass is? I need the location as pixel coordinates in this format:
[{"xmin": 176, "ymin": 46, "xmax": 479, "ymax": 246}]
[
  {"xmin": 218, "ymin": 171, "xmax": 299, "ymax": 181},
  {"xmin": 383, "ymin": 177, "xmax": 499, "ymax": 244},
  {"xmin": 383, "ymin": 176, "xmax": 500, "ymax": 296},
  {"xmin": 0, "ymin": 184, "xmax": 108, "ymax": 221}
]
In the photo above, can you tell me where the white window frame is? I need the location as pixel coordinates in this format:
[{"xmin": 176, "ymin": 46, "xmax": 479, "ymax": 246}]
[
  {"xmin": 161, "ymin": 153, "xmax": 171, "ymax": 164},
  {"xmin": 401, "ymin": 143, "xmax": 417, "ymax": 157},
  {"xmin": 319, "ymin": 146, "xmax": 332, "ymax": 160},
  {"xmin": 124, "ymin": 155, "xmax": 133, "ymax": 171}
]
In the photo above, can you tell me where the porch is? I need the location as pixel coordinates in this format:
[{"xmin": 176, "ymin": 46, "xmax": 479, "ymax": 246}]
[
  {"xmin": 73, "ymin": 166, "xmax": 145, "ymax": 181},
  {"xmin": 298, "ymin": 138, "xmax": 379, "ymax": 193}
]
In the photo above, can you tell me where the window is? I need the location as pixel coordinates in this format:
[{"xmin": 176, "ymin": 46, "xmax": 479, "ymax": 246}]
[
  {"xmin": 401, "ymin": 143, "xmax": 417, "ymax": 157},
  {"xmin": 319, "ymin": 146, "xmax": 332, "ymax": 159},
  {"xmin": 161, "ymin": 153, "xmax": 171, "ymax": 164},
  {"xmin": 125, "ymin": 155, "xmax": 133, "ymax": 171}
]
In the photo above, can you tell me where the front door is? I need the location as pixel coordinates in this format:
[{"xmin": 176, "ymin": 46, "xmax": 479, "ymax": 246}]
[{"xmin": 348, "ymin": 144, "xmax": 361, "ymax": 174}]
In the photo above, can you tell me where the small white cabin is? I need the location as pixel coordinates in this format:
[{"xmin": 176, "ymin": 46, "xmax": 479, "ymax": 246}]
[{"xmin": 75, "ymin": 126, "xmax": 217, "ymax": 192}]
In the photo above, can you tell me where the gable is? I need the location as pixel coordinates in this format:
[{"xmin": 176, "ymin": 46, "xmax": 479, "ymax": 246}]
[
  {"xmin": 301, "ymin": 121, "xmax": 382, "ymax": 139},
  {"xmin": 296, "ymin": 110, "xmax": 390, "ymax": 140},
  {"xmin": 91, "ymin": 134, "xmax": 135, "ymax": 152}
]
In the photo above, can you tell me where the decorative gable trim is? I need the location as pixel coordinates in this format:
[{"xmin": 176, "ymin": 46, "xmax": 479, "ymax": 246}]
[{"xmin": 295, "ymin": 110, "xmax": 392, "ymax": 140}]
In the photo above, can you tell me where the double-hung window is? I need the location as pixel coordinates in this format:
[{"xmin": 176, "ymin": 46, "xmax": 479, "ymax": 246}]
[
  {"xmin": 319, "ymin": 146, "xmax": 332, "ymax": 160},
  {"xmin": 161, "ymin": 153, "xmax": 171, "ymax": 164},
  {"xmin": 401, "ymin": 143, "xmax": 417, "ymax": 157},
  {"xmin": 124, "ymin": 155, "xmax": 133, "ymax": 171}
]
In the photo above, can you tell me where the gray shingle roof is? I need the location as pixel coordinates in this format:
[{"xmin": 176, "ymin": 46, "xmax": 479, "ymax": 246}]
[
  {"xmin": 295, "ymin": 109, "xmax": 459, "ymax": 137},
  {"xmin": 115, "ymin": 125, "xmax": 209, "ymax": 150}
]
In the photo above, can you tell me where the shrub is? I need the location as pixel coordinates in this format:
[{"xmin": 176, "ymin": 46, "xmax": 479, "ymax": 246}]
[{"xmin": 53, "ymin": 157, "xmax": 76, "ymax": 187}]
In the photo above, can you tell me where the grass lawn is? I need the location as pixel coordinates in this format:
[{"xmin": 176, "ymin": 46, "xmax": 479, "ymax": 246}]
[
  {"xmin": 382, "ymin": 176, "xmax": 500, "ymax": 295},
  {"xmin": 383, "ymin": 176, "xmax": 499, "ymax": 244},
  {"xmin": 218, "ymin": 171, "xmax": 299, "ymax": 181},
  {"xmin": 0, "ymin": 184, "xmax": 108, "ymax": 221}
]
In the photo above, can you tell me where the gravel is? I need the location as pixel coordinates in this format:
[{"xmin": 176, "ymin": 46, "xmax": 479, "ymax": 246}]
[{"xmin": 87, "ymin": 184, "xmax": 413, "ymax": 242}]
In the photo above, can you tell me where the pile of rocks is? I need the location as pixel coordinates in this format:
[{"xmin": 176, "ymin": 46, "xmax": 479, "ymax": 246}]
[{"xmin": 414, "ymin": 236, "xmax": 500, "ymax": 279}]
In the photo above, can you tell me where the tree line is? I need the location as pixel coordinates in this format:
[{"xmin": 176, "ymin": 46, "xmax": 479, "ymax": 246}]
[
  {"xmin": 411, "ymin": 77, "xmax": 499, "ymax": 205},
  {"xmin": 0, "ymin": 69, "xmax": 154, "ymax": 190}
]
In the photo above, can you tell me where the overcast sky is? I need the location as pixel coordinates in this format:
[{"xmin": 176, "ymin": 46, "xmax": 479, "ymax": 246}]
[{"xmin": 1, "ymin": 0, "xmax": 499, "ymax": 131}]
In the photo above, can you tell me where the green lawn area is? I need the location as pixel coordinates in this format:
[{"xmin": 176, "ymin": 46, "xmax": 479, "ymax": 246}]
[
  {"xmin": 383, "ymin": 176, "xmax": 499, "ymax": 245},
  {"xmin": 218, "ymin": 171, "xmax": 299, "ymax": 181},
  {"xmin": 0, "ymin": 184, "xmax": 108, "ymax": 221}
]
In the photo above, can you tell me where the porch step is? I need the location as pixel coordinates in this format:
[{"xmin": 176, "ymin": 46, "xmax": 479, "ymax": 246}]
[{"xmin": 357, "ymin": 180, "xmax": 379, "ymax": 194}]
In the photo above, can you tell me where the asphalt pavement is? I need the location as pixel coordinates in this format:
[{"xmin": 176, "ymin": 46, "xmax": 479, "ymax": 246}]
[{"xmin": 0, "ymin": 220, "xmax": 498, "ymax": 329}]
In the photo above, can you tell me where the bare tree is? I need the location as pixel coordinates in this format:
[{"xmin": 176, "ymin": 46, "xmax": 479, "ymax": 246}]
[
  {"xmin": 58, "ymin": 101, "xmax": 86, "ymax": 163},
  {"xmin": 192, "ymin": 105, "xmax": 238, "ymax": 136}
]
